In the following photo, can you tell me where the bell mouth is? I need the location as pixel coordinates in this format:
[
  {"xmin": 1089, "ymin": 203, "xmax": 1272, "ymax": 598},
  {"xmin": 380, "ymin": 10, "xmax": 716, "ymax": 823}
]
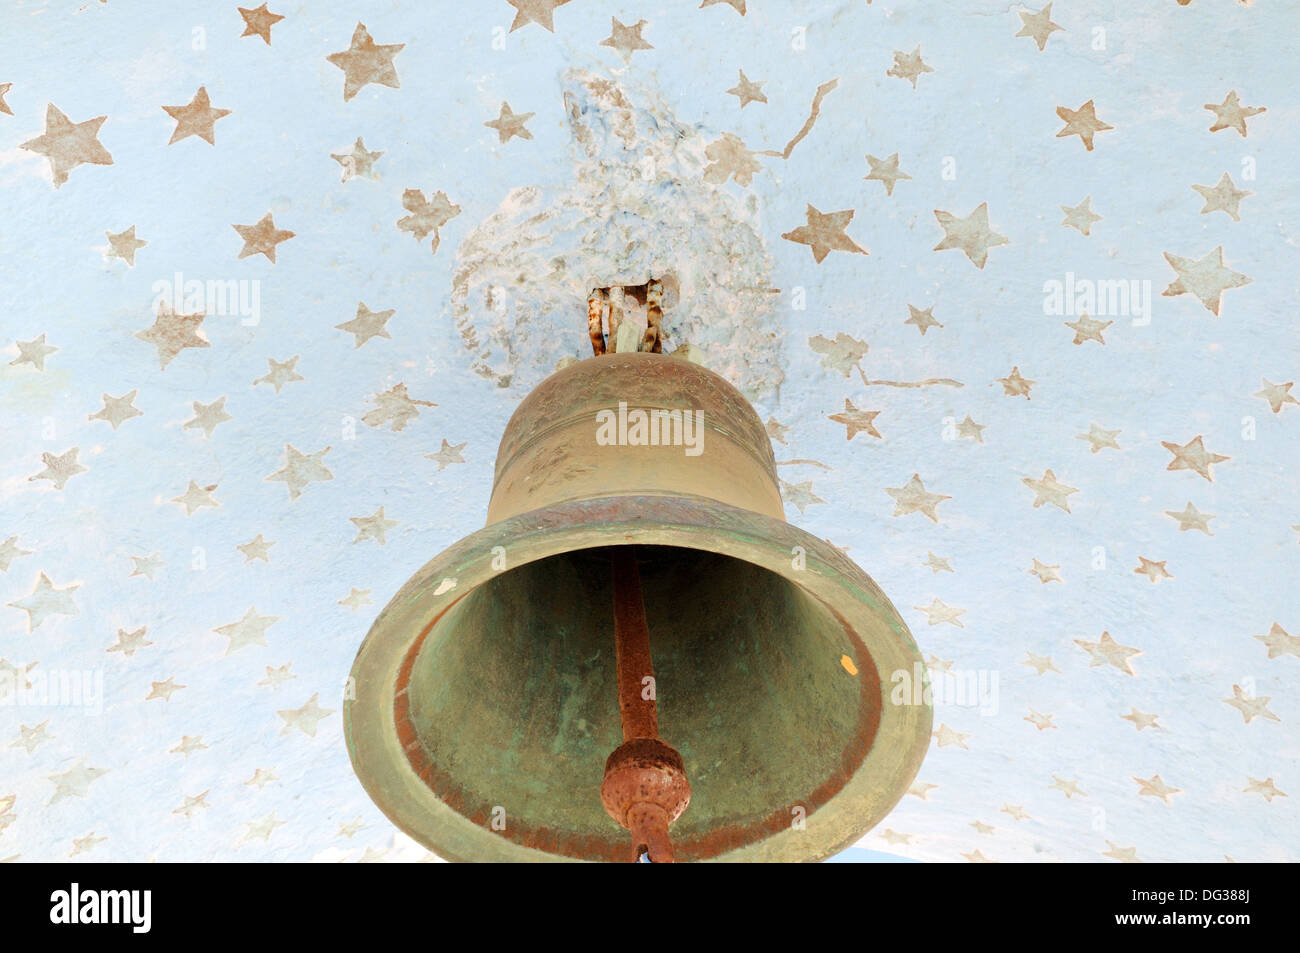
[{"xmin": 345, "ymin": 495, "xmax": 931, "ymax": 863}]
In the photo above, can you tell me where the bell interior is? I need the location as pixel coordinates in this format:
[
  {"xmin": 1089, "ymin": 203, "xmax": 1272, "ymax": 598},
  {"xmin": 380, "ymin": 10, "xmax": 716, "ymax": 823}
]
[{"xmin": 401, "ymin": 544, "xmax": 879, "ymax": 861}]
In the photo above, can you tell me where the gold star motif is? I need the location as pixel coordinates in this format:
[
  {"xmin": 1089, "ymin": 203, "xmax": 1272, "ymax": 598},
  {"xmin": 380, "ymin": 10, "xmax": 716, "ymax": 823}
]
[
  {"xmin": 1134, "ymin": 774, "xmax": 1181, "ymax": 804},
  {"xmin": 425, "ymin": 439, "xmax": 468, "ymax": 471},
  {"xmin": 12, "ymin": 719, "xmax": 52, "ymax": 754},
  {"xmin": 484, "ymin": 102, "xmax": 534, "ymax": 143},
  {"xmin": 352, "ymin": 506, "xmax": 398, "ymax": 545},
  {"xmin": 339, "ymin": 588, "xmax": 372, "ymax": 610},
  {"xmin": 1065, "ymin": 313, "xmax": 1111, "ymax": 345},
  {"xmin": 1254, "ymin": 622, "xmax": 1299, "ymax": 660},
  {"xmin": 238, "ymin": 4, "xmax": 284, "ymax": 44},
  {"xmin": 1192, "ymin": 172, "xmax": 1252, "ymax": 221},
  {"xmin": 1049, "ymin": 776, "xmax": 1084, "ymax": 798},
  {"xmin": 828, "ymin": 399, "xmax": 881, "ymax": 440},
  {"xmin": 700, "ymin": 0, "xmax": 745, "ymax": 13},
  {"xmin": 865, "ymin": 153, "xmax": 911, "ymax": 196},
  {"xmin": 1133, "ymin": 556, "xmax": 1172, "ymax": 583},
  {"xmin": 254, "ymin": 355, "xmax": 304, "ymax": 393},
  {"xmin": 214, "ymin": 607, "xmax": 278, "ymax": 655},
  {"xmin": 1075, "ymin": 631, "xmax": 1141, "ymax": 675},
  {"xmin": 1102, "ymin": 842, "xmax": 1141, "ymax": 863},
  {"xmin": 1001, "ymin": 804, "xmax": 1030, "ymax": 821},
  {"xmin": 782, "ymin": 205, "xmax": 868, "ymax": 263},
  {"xmin": 1015, "ymin": 4, "xmax": 1063, "ymax": 50},
  {"xmin": 128, "ymin": 553, "xmax": 163, "ymax": 579},
  {"xmin": 1162, "ymin": 435, "xmax": 1229, "ymax": 482},
  {"xmin": 932, "ymin": 723, "xmax": 969, "ymax": 749},
  {"xmin": 10, "ymin": 333, "xmax": 58, "ymax": 371},
  {"xmin": 239, "ymin": 812, "xmax": 287, "ymax": 843},
  {"xmin": 173, "ymin": 791, "xmax": 210, "ymax": 818},
  {"xmin": 970, "ymin": 820, "xmax": 996, "ymax": 835},
  {"xmin": 169, "ymin": 735, "xmax": 207, "ymax": 756},
  {"xmin": 507, "ymin": 0, "xmax": 572, "ymax": 32},
  {"xmin": 962, "ymin": 849, "xmax": 995, "ymax": 863},
  {"xmin": 0, "ymin": 82, "xmax": 11, "ymax": 115},
  {"xmin": 904, "ymin": 304, "xmax": 941, "ymax": 335},
  {"xmin": 887, "ymin": 47, "xmax": 934, "ymax": 88},
  {"xmin": 908, "ymin": 781, "xmax": 937, "ymax": 799},
  {"xmin": 933, "ymin": 202, "xmax": 1009, "ymax": 269},
  {"xmin": 146, "ymin": 677, "xmax": 185, "ymax": 702},
  {"xmin": 29, "ymin": 448, "xmax": 87, "ymax": 490},
  {"xmin": 105, "ymin": 225, "xmax": 147, "ymax": 265},
  {"xmin": 331, "ymin": 137, "xmax": 383, "ymax": 182},
  {"xmin": 1077, "ymin": 422, "xmax": 1121, "ymax": 453},
  {"xmin": 600, "ymin": 17, "xmax": 653, "ymax": 58},
  {"xmin": 1024, "ymin": 709, "xmax": 1056, "ymax": 731},
  {"xmin": 397, "ymin": 188, "xmax": 461, "ymax": 253},
  {"xmin": 161, "ymin": 86, "xmax": 231, "ymax": 145},
  {"xmin": 923, "ymin": 552, "xmax": 953, "ymax": 574},
  {"xmin": 1243, "ymin": 777, "xmax": 1286, "ymax": 802},
  {"xmin": 1204, "ymin": 90, "xmax": 1265, "ymax": 136},
  {"xmin": 1028, "ymin": 559, "xmax": 1062, "ymax": 584},
  {"xmin": 878, "ymin": 829, "xmax": 912, "ymax": 845},
  {"xmin": 7, "ymin": 573, "xmax": 80, "ymax": 630},
  {"xmin": 260, "ymin": 663, "xmax": 296, "ymax": 689},
  {"xmin": 1023, "ymin": 652, "xmax": 1059, "ymax": 675},
  {"xmin": 1222, "ymin": 684, "xmax": 1279, "ymax": 724},
  {"xmin": 338, "ymin": 818, "xmax": 368, "ymax": 838},
  {"xmin": 88, "ymin": 391, "xmax": 142, "ymax": 429},
  {"xmin": 1253, "ymin": 378, "xmax": 1297, "ymax": 414},
  {"xmin": 1121, "ymin": 708, "xmax": 1162, "ymax": 731},
  {"xmin": 363, "ymin": 383, "xmax": 435, "ymax": 432},
  {"xmin": 184, "ymin": 397, "xmax": 233, "ymax": 438},
  {"xmin": 1061, "ymin": 196, "xmax": 1102, "ymax": 235},
  {"xmin": 265, "ymin": 444, "xmax": 332, "ymax": 498},
  {"xmin": 885, "ymin": 474, "xmax": 951, "ymax": 522},
  {"xmin": 1055, "ymin": 99, "xmax": 1113, "ymax": 151},
  {"xmin": 47, "ymin": 761, "xmax": 108, "ymax": 805},
  {"xmin": 326, "ymin": 22, "xmax": 403, "ymax": 102},
  {"xmin": 136, "ymin": 302, "xmax": 209, "ymax": 369},
  {"xmin": 335, "ymin": 302, "xmax": 394, "ymax": 347},
  {"xmin": 278, "ymin": 692, "xmax": 335, "ymax": 737},
  {"xmin": 914, "ymin": 598, "xmax": 966, "ymax": 628},
  {"xmin": 727, "ymin": 70, "xmax": 766, "ymax": 108},
  {"xmin": 237, "ymin": 535, "xmax": 274, "ymax": 563},
  {"xmin": 956, "ymin": 415, "xmax": 985, "ymax": 442},
  {"xmin": 107, "ymin": 626, "xmax": 152, "ymax": 656},
  {"xmin": 997, "ymin": 365, "xmax": 1034, "ymax": 398},
  {"xmin": 0, "ymin": 537, "xmax": 33, "ymax": 573},
  {"xmin": 1022, "ymin": 469, "xmax": 1078, "ymax": 512},
  {"xmin": 233, "ymin": 212, "xmax": 294, "ymax": 263},
  {"xmin": 766, "ymin": 418, "xmax": 790, "ymax": 446},
  {"xmin": 245, "ymin": 768, "xmax": 278, "ymax": 789},
  {"xmin": 171, "ymin": 480, "xmax": 219, "ymax": 516},
  {"xmin": 1161, "ymin": 246, "xmax": 1251, "ymax": 315},
  {"xmin": 1164, "ymin": 501, "xmax": 1214, "ymax": 534},
  {"xmin": 780, "ymin": 480, "xmax": 825, "ymax": 515},
  {"xmin": 20, "ymin": 103, "xmax": 113, "ymax": 188}
]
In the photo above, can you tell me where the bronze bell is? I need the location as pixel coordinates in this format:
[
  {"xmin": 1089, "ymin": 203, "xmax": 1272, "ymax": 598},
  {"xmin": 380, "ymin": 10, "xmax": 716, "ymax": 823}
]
[{"xmin": 344, "ymin": 332, "xmax": 932, "ymax": 862}]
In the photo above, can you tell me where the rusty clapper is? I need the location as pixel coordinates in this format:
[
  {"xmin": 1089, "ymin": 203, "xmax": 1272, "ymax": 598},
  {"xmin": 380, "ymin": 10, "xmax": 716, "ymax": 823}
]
[{"xmin": 343, "ymin": 283, "xmax": 932, "ymax": 862}]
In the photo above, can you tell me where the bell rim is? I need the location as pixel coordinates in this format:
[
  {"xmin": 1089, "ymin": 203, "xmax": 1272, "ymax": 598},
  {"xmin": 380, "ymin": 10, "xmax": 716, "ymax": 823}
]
[{"xmin": 344, "ymin": 492, "xmax": 932, "ymax": 863}]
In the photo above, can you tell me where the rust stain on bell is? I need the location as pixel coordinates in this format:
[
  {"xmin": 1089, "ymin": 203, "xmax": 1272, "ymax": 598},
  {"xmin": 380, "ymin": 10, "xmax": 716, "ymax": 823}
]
[{"xmin": 344, "ymin": 348, "xmax": 932, "ymax": 862}]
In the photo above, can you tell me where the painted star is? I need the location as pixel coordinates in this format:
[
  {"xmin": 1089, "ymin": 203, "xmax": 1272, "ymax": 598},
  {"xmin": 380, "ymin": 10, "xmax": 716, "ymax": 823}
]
[
  {"xmin": 105, "ymin": 225, "xmax": 147, "ymax": 265},
  {"xmin": 727, "ymin": 70, "xmax": 766, "ymax": 108},
  {"xmin": 363, "ymin": 383, "xmax": 435, "ymax": 432},
  {"xmin": 259, "ymin": 663, "xmax": 296, "ymax": 689},
  {"xmin": 338, "ymin": 818, "xmax": 368, "ymax": 838},
  {"xmin": 11, "ymin": 719, "xmax": 52, "ymax": 754},
  {"xmin": 1204, "ymin": 90, "xmax": 1265, "ymax": 136},
  {"xmin": 1001, "ymin": 804, "xmax": 1030, "ymax": 821},
  {"xmin": 162, "ymin": 86, "xmax": 231, "ymax": 145},
  {"xmin": 865, "ymin": 153, "xmax": 911, "ymax": 196},
  {"xmin": 245, "ymin": 768, "xmax": 278, "ymax": 789},
  {"xmin": 0, "ymin": 537, "xmax": 33, "ymax": 573},
  {"xmin": 1102, "ymin": 842, "xmax": 1140, "ymax": 863},
  {"xmin": 828, "ymin": 399, "xmax": 881, "ymax": 440},
  {"xmin": 879, "ymin": 829, "xmax": 912, "ymax": 846},
  {"xmin": 239, "ymin": 812, "xmax": 287, "ymax": 844},
  {"xmin": 1022, "ymin": 469, "xmax": 1078, "ymax": 512},
  {"xmin": 914, "ymin": 598, "xmax": 966, "ymax": 628},
  {"xmin": 1056, "ymin": 100, "xmax": 1112, "ymax": 151},
  {"xmin": 29, "ymin": 448, "xmax": 87, "ymax": 490},
  {"xmin": 184, "ymin": 397, "xmax": 233, "ymax": 438},
  {"xmin": 1162, "ymin": 435, "xmax": 1229, "ymax": 482},
  {"xmin": 923, "ymin": 552, "xmax": 953, "ymax": 574},
  {"xmin": 173, "ymin": 791, "xmax": 210, "ymax": 818},
  {"xmin": 932, "ymin": 724, "xmax": 970, "ymax": 749},
  {"xmin": 885, "ymin": 474, "xmax": 950, "ymax": 522},
  {"xmin": 10, "ymin": 333, "xmax": 58, "ymax": 371},
  {"xmin": 1048, "ymin": 776, "xmax": 1084, "ymax": 798},
  {"xmin": 484, "ymin": 102, "xmax": 534, "ymax": 143},
  {"xmin": 146, "ymin": 677, "xmax": 185, "ymax": 702},
  {"xmin": 1134, "ymin": 774, "xmax": 1181, "ymax": 804},
  {"xmin": 107, "ymin": 626, "xmax": 152, "ymax": 656},
  {"xmin": 339, "ymin": 588, "xmax": 372, "ymax": 610},
  {"xmin": 326, "ymin": 22, "xmax": 403, "ymax": 102},
  {"xmin": 20, "ymin": 104, "xmax": 113, "ymax": 188},
  {"xmin": 1133, "ymin": 556, "xmax": 1172, "ymax": 583},
  {"xmin": 908, "ymin": 781, "xmax": 938, "ymax": 800},
  {"xmin": 238, "ymin": 4, "xmax": 284, "ymax": 44},
  {"xmin": 331, "ymin": 137, "xmax": 383, "ymax": 182},
  {"xmin": 169, "ymin": 735, "xmax": 208, "ymax": 756},
  {"xmin": 700, "ymin": 0, "xmax": 746, "ymax": 13},
  {"xmin": 1253, "ymin": 378, "xmax": 1297, "ymax": 414},
  {"xmin": 425, "ymin": 439, "xmax": 467, "ymax": 471},
  {"xmin": 1015, "ymin": 4, "xmax": 1063, "ymax": 50},
  {"xmin": 1028, "ymin": 559, "xmax": 1062, "ymax": 584},
  {"xmin": 1161, "ymin": 246, "xmax": 1251, "ymax": 315},
  {"xmin": 278, "ymin": 692, "xmax": 335, "ymax": 737},
  {"xmin": 1192, "ymin": 173, "xmax": 1252, "ymax": 222},
  {"xmin": 265, "ymin": 444, "xmax": 333, "ymax": 499},
  {"xmin": 88, "ymin": 391, "xmax": 142, "ymax": 429},
  {"xmin": 1025, "ymin": 710, "xmax": 1055, "ymax": 731},
  {"xmin": 781, "ymin": 205, "xmax": 868, "ymax": 263},
  {"xmin": 352, "ymin": 506, "xmax": 398, "ymax": 545},
  {"xmin": 136, "ymin": 302, "xmax": 209, "ymax": 369},
  {"xmin": 1243, "ymin": 777, "xmax": 1287, "ymax": 802},
  {"xmin": 233, "ymin": 212, "xmax": 294, "ymax": 262},
  {"xmin": 0, "ymin": 82, "xmax": 10, "ymax": 115},
  {"xmin": 254, "ymin": 355, "xmax": 304, "ymax": 393},
  {"xmin": 904, "ymin": 304, "xmax": 941, "ymax": 335},
  {"xmin": 1077, "ymin": 422, "xmax": 1121, "ymax": 453},
  {"xmin": 1222, "ymin": 685, "xmax": 1279, "ymax": 724},
  {"xmin": 933, "ymin": 203, "xmax": 1008, "ymax": 269},
  {"xmin": 962, "ymin": 849, "xmax": 995, "ymax": 863},
  {"xmin": 1254, "ymin": 622, "xmax": 1300, "ymax": 660},
  {"xmin": 507, "ymin": 0, "xmax": 572, "ymax": 32},
  {"xmin": 47, "ymin": 761, "xmax": 108, "ymax": 805},
  {"xmin": 1075, "ymin": 631, "xmax": 1141, "ymax": 675},
  {"xmin": 970, "ymin": 821, "xmax": 995, "ymax": 836},
  {"xmin": 171, "ymin": 480, "xmax": 219, "ymax": 516},
  {"xmin": 1061, "ymin": 196, "xmax": 1102, "ymax": 235},
  {"xmin": 128, "ymin": 553, "xmax": 164, "ymax": 580},
  {"xmin": 1065, "ymin": 314, "xmax": 1111, "ymax": 345},
  {"xmin": 1164, "ymin": 501, "xmax": 1214, "ymax": 534},
  {"xmin": 215, "ymin": 607, "xmax": 278, "ymax": 655},
  {"xmin": 887, "ymin": 47, "xmax": 934, "ymax": 88},
  {"xmin": 600, "ymin": 18, "xmax": 653, "ymax": 58},
  {"xmin": 780, "ymin": 480, "xmax": 825, "ymax": 515},
  {"xmin": 997, "ymin": 366, "xmax": 1035, "ymax": 398},
  {"xmin": 237, "ymin": 535, "xmax": 274, "ymax": 563},
  {"xmin": 1121, "ymin": 708, "xmax": 1162, "ymax": 731},
  {"xmin": 397, "ymin": 188, "xmax": 461, "ymax": 253},
  {"xmin": 766, "ymin": 418, "xmax": 790, "ymax": 446},
  {"xmin": 956, "ymin": 415, "xmax": 986, "ymax": 442}
]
